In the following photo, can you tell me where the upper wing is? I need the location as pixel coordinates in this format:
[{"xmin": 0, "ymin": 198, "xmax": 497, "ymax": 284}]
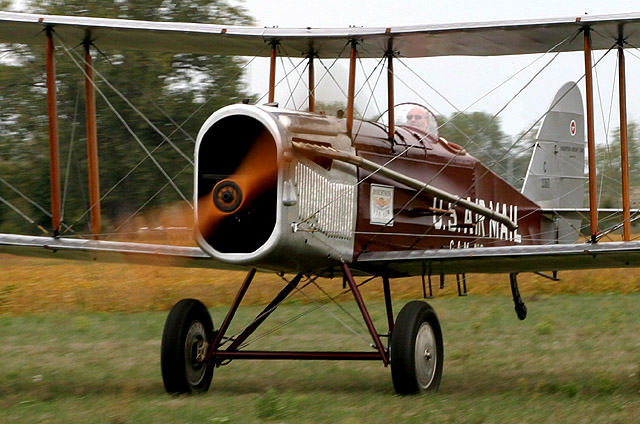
[
  {"xmin": 354, "ymin": 241, "xmax": 640, "ymax": 276},
  {"xmin": 1, "ymin": 11, "xmax": 640, "ymax": 58}
]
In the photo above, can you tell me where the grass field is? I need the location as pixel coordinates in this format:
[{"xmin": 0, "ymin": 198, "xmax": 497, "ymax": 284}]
[{"xmin": 0, "ymin": 254, "xmax": 638, "ymax": 423}]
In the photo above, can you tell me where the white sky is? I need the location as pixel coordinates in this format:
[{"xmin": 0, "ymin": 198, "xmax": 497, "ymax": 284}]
[
  {"xmin": 240, "ymin": 0, "xmax": 636, "ymax": 27},
  {"xmin": 239, "ymin": 0, "xmax": 640, "ymax": 140}
]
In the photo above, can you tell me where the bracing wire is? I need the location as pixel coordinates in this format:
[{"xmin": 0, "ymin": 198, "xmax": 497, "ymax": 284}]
[
  {"xmin": 363, "ymin": 39, "xmax": 582, "ymax": 249},
  {"xmin": 279, "ymin": 55, "xmax": 298, "ymax": 110},
  {"xmin": 109, "ymin": 163, "xmax": 192, "ymax": 237},
  {"xmin": 236, "ymin": 273, "xmax": 381, "ymax": 351},
  {"xmin": 254, "ymin": 44, "xmax": 316, "ymax": 106},
  {"xmin": 65, "ymin": 44, "xmax": 193, "ymax": 166},
  {"xmin": 54, "ymin": 35, "xmax": 193, "ymax": 233},
  {"xmin": 354, "ymin": 55, "xmax": 386, "ymax": 123},
  {"xmin": 413, "ymin": 43, "xmax": 619, "ymax": 246},
  {"xmin": 92, "ymin": 45, "xmax": 197, "ymax": 144},
  {"xmin": 61, "ymin": 85, "xmax": 81, "ymax": 223},
  {"xmin": 57, "ymin": 40, "xmax": 263, "ymax": 236}
]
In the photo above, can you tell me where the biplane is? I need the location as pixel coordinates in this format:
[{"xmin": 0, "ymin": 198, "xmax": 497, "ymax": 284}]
[{"xmin": 0, "ymin": 10, "xmax": 640, "ymax": 395}]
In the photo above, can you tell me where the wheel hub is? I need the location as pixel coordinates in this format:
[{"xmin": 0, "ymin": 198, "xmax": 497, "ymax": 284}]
[
  {"xmin": 423, "ymin": 348, "xmax": 432, "ymax": 362},
  {"xmin": 414, "ymin": 322, "xmax": 437, "ymax": 390},
  {"xmin": 185, "ymin": 321, "xmax": 208, "ymax": 385},
  {"xmin": 195, "ymin": 340, "xmax": 209, "ymax": 363}
]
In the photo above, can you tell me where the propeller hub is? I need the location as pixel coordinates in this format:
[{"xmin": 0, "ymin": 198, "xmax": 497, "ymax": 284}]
[{"xmin": 212, "ymin": 180, "xmax": 243, "ymax": 213}]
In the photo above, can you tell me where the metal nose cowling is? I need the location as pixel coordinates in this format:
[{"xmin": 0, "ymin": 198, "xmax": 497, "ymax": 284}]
[
  {"xmin": 194, "ymin": 104, "xmax": 358, "ymax": 273},
  {"xmin": 195, "ymin": 106, "xmax": 280, "ymax": 258}
]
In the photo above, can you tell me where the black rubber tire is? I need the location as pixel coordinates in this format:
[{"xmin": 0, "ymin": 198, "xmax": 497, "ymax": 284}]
[
  {"xmin": 390, "ymin": 301, "xmax": 444, "ymax": 395},
  {"xmin": 161, "ymin": 299, "xmax": 214, "ymax": 394}
]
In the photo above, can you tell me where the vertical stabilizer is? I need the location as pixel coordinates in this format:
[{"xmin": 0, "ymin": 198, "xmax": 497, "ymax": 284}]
[{"xmin": 521, "ymin": 82, "xmax": 586, "ymax": 242}]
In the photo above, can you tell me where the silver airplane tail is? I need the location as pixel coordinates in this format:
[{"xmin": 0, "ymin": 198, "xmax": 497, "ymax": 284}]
[{"xmin": 521, "ymin": 82, "xmax": 586, "ymax": 243}]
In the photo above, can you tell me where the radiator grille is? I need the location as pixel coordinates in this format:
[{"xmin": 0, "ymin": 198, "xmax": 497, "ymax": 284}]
[{"xmin": 295, "ymin": 163, "xmax": 356, "ymax": 240}]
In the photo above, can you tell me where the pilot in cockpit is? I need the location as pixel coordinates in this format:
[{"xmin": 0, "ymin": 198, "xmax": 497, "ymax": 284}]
[{"xmin": 405, "ymin": 106, "xmax": 430, "ymax": 131}]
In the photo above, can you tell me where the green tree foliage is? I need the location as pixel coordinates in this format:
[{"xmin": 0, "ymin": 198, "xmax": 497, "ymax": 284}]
[
  {"xmin": 0, "ymin": 0, "xmax": 254, "ymax": 235},
  {"xmin": 437, "ymin": 109, "xmax": 640, "ymax": 210},
  {"xmin": 596, "ymin": 123, "xmax": 640, "ymax": 208},
  {"xmin": 436, "ymin": 111, "xmax": 535, "ymax": 187},
  {"xmin": 438, "ymin": 111, "xmax": 508, "ymax": 162},
  {"xmin": 313, "ymin": 101, "xmax": 366, "ymax": 120}
]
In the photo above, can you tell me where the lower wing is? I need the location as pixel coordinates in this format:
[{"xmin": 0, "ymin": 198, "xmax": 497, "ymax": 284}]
[
  {"xmin": 2, "ymin": 233, "xmax": 640, "ymax": 277},
  {"xmin": 354, "ymin": 241, "xmax": 640, "ymax": 276}
]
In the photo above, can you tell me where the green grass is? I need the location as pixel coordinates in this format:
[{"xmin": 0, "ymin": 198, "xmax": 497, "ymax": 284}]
[{"xmin": 0, "ymin": 294, "xmax": 638, "ymax": 423}]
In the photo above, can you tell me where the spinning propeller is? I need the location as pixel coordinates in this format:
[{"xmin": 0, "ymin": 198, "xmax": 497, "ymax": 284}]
[{"xmin": 197, "ymin": 130, "xmax": 278, "ymax": 241}]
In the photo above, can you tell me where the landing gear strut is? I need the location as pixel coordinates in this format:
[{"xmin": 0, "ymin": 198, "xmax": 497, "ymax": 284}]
[{"xmin": 159, "ymin": 266, "xmax": 447, "ymax": 396}]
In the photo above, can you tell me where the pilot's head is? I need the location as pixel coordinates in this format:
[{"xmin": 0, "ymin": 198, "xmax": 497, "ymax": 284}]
[{"xmin": 406, "ymin": 106, "xmax": 429, "ymax": 131}]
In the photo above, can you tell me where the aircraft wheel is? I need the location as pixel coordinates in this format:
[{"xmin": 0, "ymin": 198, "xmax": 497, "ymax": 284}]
[
  {"xmin": 390, "ymin": 301, "xmax": 443, "ymax": 394},
  {"xmin": 161, "ymin": 299, "xmax": 214, "ymax": 394}
]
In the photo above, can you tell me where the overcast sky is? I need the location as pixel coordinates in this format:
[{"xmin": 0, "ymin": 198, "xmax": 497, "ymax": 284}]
[
  {"xmin": 240, "ymin": 0, "xmax": 638, "ymax": 27},
  {"xmin": 239, "ymin": 0, "xmax": 640, "ymax": 139}
]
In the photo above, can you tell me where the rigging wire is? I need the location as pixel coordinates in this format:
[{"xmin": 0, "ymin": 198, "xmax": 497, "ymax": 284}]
[
  {"xmin": 45, "ymin": 35, "xmax": 261, "ymax": 237},
  {"xmin": 65, "ymin": 43, "xmax": 193, "ymax": 166},
  {"xmin": 254, "ymin": 44, "xmax": 322, "ymax": 106},
  {"xmin": 277, "ymin": 45, "xmax": 313, "ymax": 110},
  {"xmin": 390, "ymin": 66, "xmax": 513, "ymax": 177},
  {"xmin": 0, "ymin": 178, "xmax": 76, "ymax": 235},
  {"xmin": 312, "ymin": 43, "xmax": 351, "ymax": 103},
  {"xmin": 1, "ymin": 34, "xmax": 263, "ymax": 238},
  {"xmin": 393, "ymin": 33, "xmax": 577, "ymax": 175},
  {"xmin": 55, "ymin": 38, "xmax": 264, "ymax": 237},
  {"xmin": 278, "ymin": 54, "xmax": 298, "ymax": 110},
  {"xmin": 61, "ymin": 84, "xmax": 81, "ymax": 224},
  {"xmin": 407, "ymin": 43, "xmax": 618, "ymax": 247},
  {"xmin": 593, "ymin": 48, "xmax": 615, "ymax": 208},
  {"xmin": 353, "ymin": 55, "xmax": 387, "ymax": 127},
  {"xmin": 2, "ymin": 26, "xmax": 632, "ymax": 246},
  {"xmin": 514, "ymin": 44, "xmax": 617, "ymax": 227},
  {"xmin": 286, "ymin": 60, "xmax": 311, "ymax": 110},
  {"xmin": 110, "ymin": 163, "xmax": 192, "ymax": 237},
  {"xmin": 92, "ymin": 45, "xmax": 197, "ymax": 144},
  {"xmin": 349, "ymin": 36, "xmax": 631, "ymax": 248},
  {"xmin": 76, "ymin": 52, "xmax": 264, "ymax": 236},
  {"xmin": 362, "ymin": 35, "xmax": 582, "ymax": 249},
  {"xmin": 0, "ymin": 195, "xmax": 36, "ymax": 225},
  {"xmin": 0, "ymin": 176, "xmax": 52, "ymax": 219},
  {"xmin": 54, "ymin": 35, "xmax": 192, "ymax": 216},
  {"xmin": 237, "ymin": 273, "xmax": 380, "ymax": 351}
]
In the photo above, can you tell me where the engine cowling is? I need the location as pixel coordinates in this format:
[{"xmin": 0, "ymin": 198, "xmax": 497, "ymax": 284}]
[{"xmin": 194, "ymin": 104, "xmax": 358, "ymax": 273}]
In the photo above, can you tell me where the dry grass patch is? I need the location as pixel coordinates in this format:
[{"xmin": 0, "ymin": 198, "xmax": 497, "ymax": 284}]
[{"xmin": 0, "ymin": 251, "xmax": 639, "ymax": 315}]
